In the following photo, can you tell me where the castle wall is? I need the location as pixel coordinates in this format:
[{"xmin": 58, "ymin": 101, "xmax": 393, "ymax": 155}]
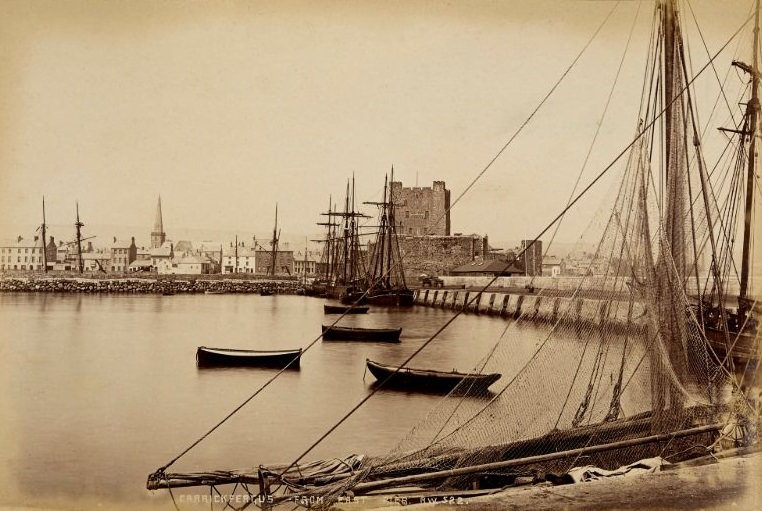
[{"xmin": 391, "ymin": 181, "xmax": 450, "ymax": 236}]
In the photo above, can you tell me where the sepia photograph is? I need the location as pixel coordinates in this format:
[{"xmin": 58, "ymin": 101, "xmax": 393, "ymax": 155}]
[{"xmin": 0, "ymin": 1, "xmax": 760, "ymax": 510}]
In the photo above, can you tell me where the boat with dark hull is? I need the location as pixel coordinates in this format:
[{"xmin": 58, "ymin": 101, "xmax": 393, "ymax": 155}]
[
  {"xmin": 365, "ymin": 289, "xmax": 415, "ymax": 307},
  {"xmin": 321, "ymin": 325, "xmax": 401, "ymax": 342},
  {"xmin": 366, "ymin": 359, "xmax": 501, "ymax": 394},
  {"xmin": 323, "ymin": 303, "xmax": 370, "ymax": 314},
  {"xmin": 317, "ymin": 180, "xmax": 370, "ymax": 303},
  {"xmin": 363, "ymin": 170, "xmax": 415, "ymax": 307},
  {"xmin": 148, "ymin": 3, "xmax": 761, "ymax": 507},
  {"xmin": 196, "ymin": 346, "xmax": 302, "ymax": 369}
]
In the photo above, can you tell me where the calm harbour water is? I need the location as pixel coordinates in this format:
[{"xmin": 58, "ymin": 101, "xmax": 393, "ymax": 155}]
[{"xmin": 0, "ymin": 292, "xmax": 550, "ymax": 510}]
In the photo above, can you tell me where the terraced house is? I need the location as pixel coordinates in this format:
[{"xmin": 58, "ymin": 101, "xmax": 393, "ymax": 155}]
[
  {"xmin": 0, "ymin": 236, "xmax": 47, "ymax": 271},
  {"xmin": 110, "ymin": 237, "xmax": 137, "ymax": 272}
]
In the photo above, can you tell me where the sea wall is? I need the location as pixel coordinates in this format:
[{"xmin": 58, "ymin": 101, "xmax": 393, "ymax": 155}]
[
  {"xmin": 413, "ymin": 287, "xmax": 647, "ymax": 332},
  {"xmin": 439, "ymin": 275, "xmax": 737, "ymax": 297},
  {"xmin": 0, "ymin": 276, "xmax": 301, "ymax": 294}
]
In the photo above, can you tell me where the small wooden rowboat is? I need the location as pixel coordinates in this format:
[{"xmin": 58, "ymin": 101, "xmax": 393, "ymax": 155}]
[
  {"xmin": 196, "ymin": 346, "xmax": 302, "ymax": 369},
  {"xmin": 321, "ymin": 325, "xmax": 401, "ymax": 342},
  {"xmin": 323, "ymin": 303, "xmax": 370, "ymax": 315},
  {"xmin": 365, "ymin": 359, "xmax": 501, "ymax": 394}
]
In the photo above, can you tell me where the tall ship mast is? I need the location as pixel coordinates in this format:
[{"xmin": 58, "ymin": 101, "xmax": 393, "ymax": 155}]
[
  {"xmin": 267, "ymin": 204, "xmax": 280, "ymax": 276},
  {"xmin": 363, "ymin": 168, "xmax": 414, "ymax": 307},
  {"xmin": 320, "ymin": 176, "xmax": 369, "ymax": 302},
  {"xmin": 75, "ymin": 202, "xmax": 84, "ymax": 274},
  {"xmin": 699, "ymin": 0, "xmax": 760, "ymax": 367},
  {"xmin": 40, "ymin": 197, "xmax": 48, "ymax": 273},
  {"xmin": 147, "ymin": 2, "xmax": 760, "ymax": 506}
]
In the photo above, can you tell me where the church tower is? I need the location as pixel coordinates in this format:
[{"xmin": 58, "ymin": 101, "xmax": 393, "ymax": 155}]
[{"xmin": 151, "ymin": 196, "xmax": 166, "ymax": 249}]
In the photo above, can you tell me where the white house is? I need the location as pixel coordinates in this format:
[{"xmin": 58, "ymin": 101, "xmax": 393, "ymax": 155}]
[
  {"xmin": 150, "ymin": 243, "xmax": 174, "ymax": 272},
  {"xmin": 541, "ymin": 256, "xmax": 565, "ymax": 278},
  {"xmin": 0, "ymin": 236, "xmax": 46, "ymax": 271},
  {"xmin": 222, "ymin": 245, "xmax": 257, "ymax": 274},
  {"xmin": 162, "ymin": 255, "xmax": 214, "ymax": 275}
]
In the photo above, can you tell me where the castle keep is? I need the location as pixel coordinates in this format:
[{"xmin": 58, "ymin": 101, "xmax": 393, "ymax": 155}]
[{"xmin": 391, "ymin": 181, "xmax": 450, "ymax": 236}]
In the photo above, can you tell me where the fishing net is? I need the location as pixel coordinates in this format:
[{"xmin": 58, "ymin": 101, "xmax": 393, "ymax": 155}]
[
  {"xmin": 148, "ymin": 3, "xmax": 759, "ymax": 509},
  {"xmin": 256, "ymin": 2, "xmax": 759, "ymax": 507}
]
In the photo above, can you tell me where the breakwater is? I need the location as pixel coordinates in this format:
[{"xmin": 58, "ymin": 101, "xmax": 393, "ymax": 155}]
[
  {"xmin": 0, "ymin": 276, "xmax": 301, "ymax": 294},
  {"xmin": 414, "ymin": 288, "xmax": 647, "ymax": 332}
]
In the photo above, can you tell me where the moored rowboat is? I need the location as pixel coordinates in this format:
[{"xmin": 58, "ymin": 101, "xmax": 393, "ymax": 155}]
[
  {"xmin": 321, "ymin": 325, "xmax": 401, "ymax": 342},
  {"xmin": 196, "ymin": 346, "xmax": 302, "ymax": 369},
  {"xmin": 324, "ymin": 303, "xmax": 370, "ymax": 314},
  {"xmin": 365, "ymin": 358, "xmax": 501, "ymax": 394}
]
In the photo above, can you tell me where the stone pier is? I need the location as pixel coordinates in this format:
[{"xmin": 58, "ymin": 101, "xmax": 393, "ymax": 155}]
[{"xmin": 414, "ymin": 287, "xmax": 646, "ymax": 332}]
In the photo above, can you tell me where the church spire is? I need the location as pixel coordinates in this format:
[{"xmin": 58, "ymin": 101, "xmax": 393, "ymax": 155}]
[{"xmin": 151, "ymin": 195, "xmax": 166, "ymax": 249}]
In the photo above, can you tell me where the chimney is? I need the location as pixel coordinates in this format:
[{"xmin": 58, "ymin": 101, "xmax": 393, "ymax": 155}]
[
  {"xmin": 87, "ymin": 241, "xmax": 93, "ymax": 252},
  {"xmin": 113, "ymin": 236, "xmax": 117, "ymax": 243}
]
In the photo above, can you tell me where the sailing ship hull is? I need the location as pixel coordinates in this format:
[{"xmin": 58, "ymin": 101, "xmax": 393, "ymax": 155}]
[
  {"xmin": 324, "ymin": 303, "xmax": 370, "ymax": 314},
  {"xmin": 704, "ymin": 327, "xmax": 759, "ymax": 365},
  {"xmin": 196, "ymin": 346, "xmax": 302, "ymax": 369},
  {"xmin": 321, "ymin": 325, "xmax": 401, "ymax": 342},
  {"xmin": 366, "ymin": 359, "xmax": 501, "ymax": 394},
  {"xmin": 339, "ymin": 290, "xmax": 368, "ymax": 305},
  {"xmin": 365, "ymin": 289, "xmax": 415, "ymax": 307}
]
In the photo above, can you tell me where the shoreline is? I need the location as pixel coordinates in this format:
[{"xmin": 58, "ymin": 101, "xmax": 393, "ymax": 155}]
[{"xmin": 0, "ymin": 275, "xmax": 302, "ymax": 294}]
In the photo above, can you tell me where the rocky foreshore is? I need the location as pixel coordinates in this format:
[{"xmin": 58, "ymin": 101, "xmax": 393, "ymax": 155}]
[{"xmin": 0, "ymin": 276, "xmax": 302, "ymax": 295}]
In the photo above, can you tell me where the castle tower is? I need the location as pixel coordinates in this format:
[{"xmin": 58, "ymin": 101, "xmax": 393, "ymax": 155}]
[
  {"xmin": 151, "ymin": 196, "xmax": 166, "ymax": 249},
  {"xmin": 391, "ymin": 180, "xmax": 450, "ymax": 236}
]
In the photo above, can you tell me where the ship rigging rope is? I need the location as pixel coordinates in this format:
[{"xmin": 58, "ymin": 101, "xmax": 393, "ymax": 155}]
[
  {"xmin": 151, "ymin": 6, "xmax": 754, "ymax": 487},
  {"xmin": 266, "ymin": 10, "xmax": 754, "ymax": 489},
  {"xmin": 537, "ymin": 0, "xmax": 643, "ymax": 282},
  {"xmin": 442, "ymin": 2, "xmax": 622, "ymax": 220},
  {"xmin": 264, "ymin": 2, "xmax": 625, "ymax": 485},
  {"xmin": 685, "ymin": 0, "xmax": 747, "ymax": 128}
]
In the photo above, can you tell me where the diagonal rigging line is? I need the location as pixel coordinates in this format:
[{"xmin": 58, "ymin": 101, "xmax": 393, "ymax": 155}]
[
  {"xmin": 686, "ymin": 0, "xmax": 745, "ymax": 128},
  {"xmin": 272, "ymin": 11, "xmax": 753, "ymax": 483},
  {"xmin": 445, "ymin": 1, "xmax": 621, "ymax": 220},
  {"xmin": 543, "ymin": 0, "xmax": 642, "ymax": 266},
  {"xmin": 153, "ymin": 5, "xmax": 752, "ymax": 486}
]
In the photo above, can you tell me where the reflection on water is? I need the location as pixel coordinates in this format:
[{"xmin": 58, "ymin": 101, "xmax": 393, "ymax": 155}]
[{"xmin": 0, "ymin": 293, "xmax": 644, "ymax": 510}]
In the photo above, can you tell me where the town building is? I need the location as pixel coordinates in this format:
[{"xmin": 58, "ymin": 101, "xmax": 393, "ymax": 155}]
[
  {"xmin": 198, "ymin": 241, "xmax": 224, "ymax": 265},
  {"xmin": 391, "ymin": 180, "xmax": 450, "ymax": 236},
  {"xmin": 135, "ymin": 248, "xmax": 152, "ymax": 262},
  {"xmin": 150, "ymin": 243, "xmax": 174, "ymax": 272},
  {"xmin": 45, "ymin": 236, "xmax": 58, "ymax": 269},
  {"xmin": 163, "ymin": 254, "xmax": 215, "ymax": 275},
  {"xmin": 541, "ymin": 256, "xmax": 565, "ymax": 277},
  {"xmin": 520, "ymin": 240, "xmax": 543, "ymax": 276},
  {"xmin": 255, "ymin": 249, "xmax": 294, "ymax": 276},
  {"xmin": 222, "ymin": 244, "xmax": 257, "ymax": 274},
  {"xmin": 110, "ymin": 237, "xmax": 137, "ymax": 273},
  {"xmin": 129, "ymin": 260, "xmax": 154, "ymax": 272},
  {"xmin": 81, "ymin": 252, "xmax": 111, "ymax": 273},
  {"xmin": 293, "ymin": 249, "xmax": 321, "ymax": 277},
  {"xmin": 0, "ymin": 236, "xmax": 46, "ymax": 271}
]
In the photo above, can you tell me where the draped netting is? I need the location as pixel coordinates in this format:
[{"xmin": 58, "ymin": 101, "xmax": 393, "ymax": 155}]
[
  {"xmin": 146, "ymin": 3, "xmax": 760, "ymax": 509},
  {"xmin": 256, "ymin": 2, "xmax": 758, "ymax": 506}
]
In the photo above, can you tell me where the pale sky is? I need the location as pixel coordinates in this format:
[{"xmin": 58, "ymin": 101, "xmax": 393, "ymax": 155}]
[{"xmin": 0, "ymin": 0, "xmax": 753, "ymax": 249}]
